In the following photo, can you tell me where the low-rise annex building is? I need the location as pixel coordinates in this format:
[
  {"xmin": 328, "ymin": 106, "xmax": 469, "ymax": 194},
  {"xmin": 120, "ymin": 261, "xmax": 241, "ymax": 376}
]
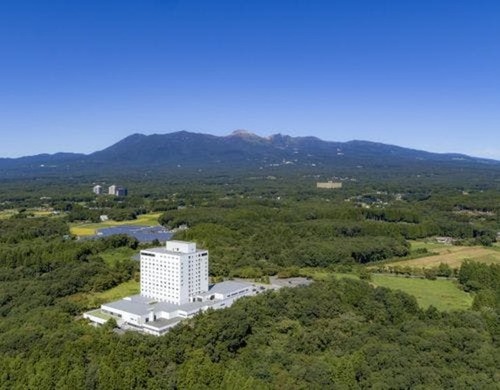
[
  {"xmin": 84, "ymin": 240, "xmax": 254, "ymax": 336},
  {"xmin": 316, "ymin": 181, "xmax": 342, "ymax": 189}
]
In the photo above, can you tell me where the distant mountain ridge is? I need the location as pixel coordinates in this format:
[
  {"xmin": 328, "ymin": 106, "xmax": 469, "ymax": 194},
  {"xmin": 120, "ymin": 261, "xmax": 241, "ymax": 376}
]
[{"xmin": 0, "ymin": 130, "xmax": 498, "ymax": 177}]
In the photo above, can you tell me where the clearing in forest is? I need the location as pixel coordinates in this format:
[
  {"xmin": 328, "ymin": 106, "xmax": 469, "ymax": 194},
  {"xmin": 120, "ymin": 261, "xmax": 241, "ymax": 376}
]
[
  {"xmin": 70, "ymin": 212, "xmax": 163, "ymax": 236},
  {"xmin": 386, "ymin": 241, "xmax": 500, "ymax": 269},
  {"xmin": 371, "ymin": 275, "xmax": 472, "ymax": 311},
  {"xmin": 70, "ymin": 280, "xmax": 140, "ymax": 309},
  {"xmin": 0, "ymin": 210, "xmax": 17, "ymax": 219}
]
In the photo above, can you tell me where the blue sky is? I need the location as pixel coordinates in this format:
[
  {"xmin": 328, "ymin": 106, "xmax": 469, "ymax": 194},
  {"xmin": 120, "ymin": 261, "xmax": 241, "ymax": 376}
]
[{"xmin": 0, "ymin": 0, "xmax": 499, "ymax": 159}]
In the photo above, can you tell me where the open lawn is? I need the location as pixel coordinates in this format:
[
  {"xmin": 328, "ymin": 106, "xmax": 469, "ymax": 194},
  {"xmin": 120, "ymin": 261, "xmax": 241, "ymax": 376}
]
[
  {"xmin": 32, "ymin": 210, "xmax": 54, "ymax": 217},
  {"xmin": 0, "ymin": 210, "xmax": 17, "ymax": 219},
  {"xmin": 372, "ymin": 274, "xmax": 472, "ymax": 311},
  {"xmin": 70, "ymin": 279, "xmax": 140, "ymax": 309},
  {"xmin": 0, "ymin": 209, "xmax": 56, "ymax": 219},
  {"xmin": 409, "ymin": 240, "xmax": 450, "ymax": 252},
  {"xmin": 300, "ymin": 267, "xmax": 472, "ymax": 311},
  {"xmin": 93, "ymin": 280, "xmax": 140, "ymax": 302},
  {"xmin": 385, "ymin": 240, "xmax": 500, "ymax": 269},
  {"xmin": 85, "ymin": 309, "xmax": 115, "ymax": 321},
  {"xmin": 70, "ymin": 212, "xmax": 163, "ymax": 236},
  {"xmin": 300, "ymin": 268, "xmax": 334, "ymax": 281},
  {"xmin": 299, "ymin": 268, "xmax": 361, "ymax": 281},
  {"xmin": 332, "ymin": 272, "xmax": 361, "ymax": 281},
  {"xmin": 100, "ymin": 247, "xmax": 138, "ymax": 266}
]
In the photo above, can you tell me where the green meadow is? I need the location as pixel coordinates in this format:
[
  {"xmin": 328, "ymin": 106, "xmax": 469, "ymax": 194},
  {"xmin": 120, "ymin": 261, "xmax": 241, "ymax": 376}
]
[{"xmin": 371, "ymin": 274, "xmax": 473, "ymax": 311}]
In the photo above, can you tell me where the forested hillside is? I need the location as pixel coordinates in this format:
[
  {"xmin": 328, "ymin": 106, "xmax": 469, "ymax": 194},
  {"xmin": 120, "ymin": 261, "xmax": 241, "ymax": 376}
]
[
  {"xmin": 0, "ymin": 220, "xmax": 498, "ymax": 389},
  {"xmin": 0, "ymin": 169, "xmax": 499, "ymax": 388},
  {"xmin": 1, "ymin": 232, "xmax": 498, "ymax": 388},
  {"xmin": 159, "ymin": 188, "xmax": 499, "ymax": 276}
]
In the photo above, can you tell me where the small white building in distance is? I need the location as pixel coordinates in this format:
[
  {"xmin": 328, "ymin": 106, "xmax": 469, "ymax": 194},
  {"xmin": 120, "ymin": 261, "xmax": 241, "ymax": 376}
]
[
  {"xmin": 316, "ymin": 181, "xmax": 342, "ymax": 189},
  {"xmin": 84, "ymin": 240, "xmax": 254, "ymax": 336},
  {"xmin": 93, "ymin": 185, "xmax": 103, "ymax": 195}
]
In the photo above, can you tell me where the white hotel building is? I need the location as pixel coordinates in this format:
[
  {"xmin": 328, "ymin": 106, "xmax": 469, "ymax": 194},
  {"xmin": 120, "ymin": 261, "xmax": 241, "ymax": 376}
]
[
  {"xmin": 141, "ymin": 241, "xmax": 209, "ymax": 304},
  {"xmin": 84, "ymin": 240, "xmax": 254, "ymax": 335}
]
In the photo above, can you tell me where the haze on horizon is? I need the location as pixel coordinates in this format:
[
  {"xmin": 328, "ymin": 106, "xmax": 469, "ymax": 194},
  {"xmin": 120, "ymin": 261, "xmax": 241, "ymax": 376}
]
[{"xmin": 0, "ymin": 0, "xmax": 499, "ymax": 159}]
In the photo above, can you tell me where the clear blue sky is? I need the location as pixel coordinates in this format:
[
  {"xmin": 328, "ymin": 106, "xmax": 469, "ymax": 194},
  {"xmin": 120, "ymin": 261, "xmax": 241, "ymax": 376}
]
[{"xmin": 1, "ymin": 0, "xmax": 499, "ymax": 158}]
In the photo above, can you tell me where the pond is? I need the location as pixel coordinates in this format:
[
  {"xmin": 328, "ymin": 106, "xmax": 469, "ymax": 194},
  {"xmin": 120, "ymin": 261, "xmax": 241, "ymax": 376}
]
[{"xmin": 96, "ymin": 225, "xmax": 173, "ymax": 243}]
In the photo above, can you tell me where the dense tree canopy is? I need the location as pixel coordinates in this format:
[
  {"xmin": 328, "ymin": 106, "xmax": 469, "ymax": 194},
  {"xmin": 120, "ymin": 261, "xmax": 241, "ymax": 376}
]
[{"xmin": 0, "ymin": 168, "xmax": 498, "ymax": 388}]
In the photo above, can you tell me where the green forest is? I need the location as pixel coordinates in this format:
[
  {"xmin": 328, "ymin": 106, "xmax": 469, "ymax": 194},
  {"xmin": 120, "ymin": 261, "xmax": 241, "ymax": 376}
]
[{"xmin": 0, "ymin": 168, "xmax": 499, "ymax": 388}]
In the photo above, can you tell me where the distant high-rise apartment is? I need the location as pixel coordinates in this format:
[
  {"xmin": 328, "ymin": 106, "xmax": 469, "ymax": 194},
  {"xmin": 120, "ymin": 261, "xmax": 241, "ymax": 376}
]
[
  {"xmin": 108, "ymin": 184, "xmax": 127, "ymax": 196},
  {"xmin": 93, "ymin": 185, "xmax": 103, "ymax": 195},
  {"xmin": 114, "ymin": 187, "xmax": 128, "ymax": 196}
]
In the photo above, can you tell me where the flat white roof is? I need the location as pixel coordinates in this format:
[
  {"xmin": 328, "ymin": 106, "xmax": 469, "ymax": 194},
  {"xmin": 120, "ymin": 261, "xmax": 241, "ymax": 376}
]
[
  {"xmin": 103, "ymin": 294, "xmax": 212, "ymax": 316},
  {"xmin": 143, "ymin": 317, "xmax": 182, "ymax": 330},
  {"xmin": 198, "ymin": 281, "xmax": 252, "ymax": 297},
  {"xmin": 141, "ymin": 247, "xmax": 207, "ymax": 256},
  {"xmin": 102, "ymin": 280, "xmax": 254, "ymax": 317},
  {"xmin": 102, "ymin": 297, "xmax": 152, "ymax": 316}
]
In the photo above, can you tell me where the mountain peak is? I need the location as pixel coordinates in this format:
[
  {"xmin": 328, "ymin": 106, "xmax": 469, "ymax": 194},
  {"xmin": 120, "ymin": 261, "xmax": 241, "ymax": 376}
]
[
  {"xmin": 0, "ymin": 130, "xmax": 497, "ymax": 178},
  {"xmin": 228, "ymin": 129, "xmax": 263, "ymax": 140}
]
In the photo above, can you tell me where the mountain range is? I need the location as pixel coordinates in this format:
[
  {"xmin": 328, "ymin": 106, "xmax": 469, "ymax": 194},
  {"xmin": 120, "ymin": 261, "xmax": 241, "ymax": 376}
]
[{"xmin": 0, "ymin": 130, "xmax": 498, "ymax": 178}]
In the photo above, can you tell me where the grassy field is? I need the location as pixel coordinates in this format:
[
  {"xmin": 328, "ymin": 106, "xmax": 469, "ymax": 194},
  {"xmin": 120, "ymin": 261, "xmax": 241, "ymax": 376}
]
[
  {"xmin": 100, "ymin": 247, "xmax": 138, "ymax": 266},
  {"xmin": 32, "ymin": 210, "xmax": 54, "ymax": 217},
  {"xmin": 332, "ymin": 272, "xmax": 361, "ymax": 281},
  {"xmin": 94, "ymin": 280, "xmax": 140, "ymax": 301},
  {"xmin": 71, "ymin": 279, "xmax": 140, "ymax": 309},
  {"xmin": 371, "ymin": 274, "xmax": 472, "ymax": 311},
  {"xmin": 300, "ymin": 267, "xmax": 473, "ymax": 311},
  {"xmin": 299, "ymin": 268, "xmax": 361, "ymax": 281},
  {"xmin": 385, "ymin": 240, "xmax": 500, "ymax": 269},
  {"xmin": 0, "ymin": 209, "xmax": 55, "ymax": 219},
  {"xmin": 70, "ymin": 212, "xmax": 163, "ymax": 236},
  {"xmin": 0, "ymin": 210, "xmax": 17, "ymax": 219}
]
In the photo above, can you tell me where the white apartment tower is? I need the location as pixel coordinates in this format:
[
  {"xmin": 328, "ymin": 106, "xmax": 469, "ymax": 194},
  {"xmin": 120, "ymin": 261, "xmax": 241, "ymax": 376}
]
[
  {"xmin": 140, "ymin": 241, "xmax": 209, "ymax": 305},
  {"xmin": 93, "ymin": 185, "xmax": 103, "ymax": 195}
]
